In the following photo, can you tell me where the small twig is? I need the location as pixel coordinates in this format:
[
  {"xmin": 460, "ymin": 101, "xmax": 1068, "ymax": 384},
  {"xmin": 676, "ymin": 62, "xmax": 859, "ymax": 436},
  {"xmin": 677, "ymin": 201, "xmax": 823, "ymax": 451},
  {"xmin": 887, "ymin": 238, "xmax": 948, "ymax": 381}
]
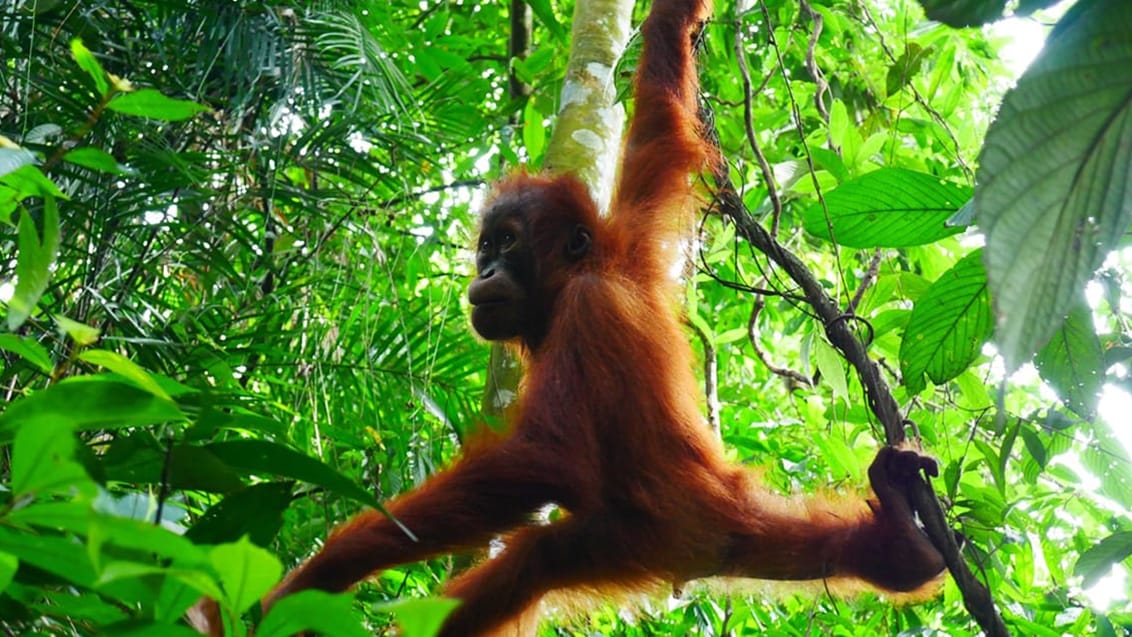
[
  {"xmin": 798, "ymin": 0, "xmax": 830, "ymax": 122},
  {"xmin": 747, "ymin": 296, "xmax": 811, "ymax": 388},
  {"xmin": 731, "ymin": 12, "xmax": 783, "ymax": 233},
  {"xmin": 846, "ymin": 248, "xmax": 883, "ymax": 315},
  {"xmin": 687, "ymin": 317, "xmax": 722, "ymax": 438}
]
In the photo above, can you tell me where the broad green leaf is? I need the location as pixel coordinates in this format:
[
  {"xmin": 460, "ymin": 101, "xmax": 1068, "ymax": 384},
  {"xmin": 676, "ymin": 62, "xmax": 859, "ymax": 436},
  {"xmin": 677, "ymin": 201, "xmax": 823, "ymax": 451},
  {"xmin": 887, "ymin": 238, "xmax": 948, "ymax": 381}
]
[
  {"xmin": 0, "ymin": 551, "xmax": 16, "ymax": 594},
  {"xmin": 100, "ymin": 625, "xmax": 204, "ymax": 637},
  {"xmin": 522, "ymin": 99, "xmax": 547, "ymax": 166},
  {"xmin": 900, "ymin": 250, "xmax": 993, "ymax": 394},
  {"xmin": 1034, "ymin": 304, "xmax": 1103, "ymax": 419},
  {"xmin": 86, "ymin": 515, "xmax": 209, "ymax": 572},
  {"xmin": 886, "ymin": 43, "xmax": 928, "ymax": 97},
  {"xmin": 0, "ymin": 376, "xmax": 185, "ymax": 440},
  {"xmin": 977, "ymin": 0, "xmax": 1132, "ymax": 369},
  {"xmin": 258, "ymin": 590, "xmax": 369, "ymax": 637},
  {"xmin": 952, "ymin": 369, "xmax": 993, "ymax": 410},
  {"xmin": 79, "ymin": 349, "xmax": 171, "ymax": 400},
  {"xmin": 1075, "ymin": 531, "xmax": 1132, "ymax": 588},
  {"xmin": 64, "ymin": 147, "xmax": 127, "ymax": 174},
  {"xmin": 526, "ymin": 0, "xmax": 565, "ymax": 40},
  {"xmin": 56, "ymin": 315, "xmax": 102, "ymax": 346},
  {"xmin": 1081, "ymin": 419, "xmax": 1132, "ymax": 511},
  {"xmin": 186, "ymin": 482, "xmax": 294, "ymax": 546},
  {"xmin": 7, "ymin": 196, "xmax": 60, "ymax": 330},
  {"xmin": 107, "ymin": 89, "xmax": 210, "ymax": 121},
  {"xmin": 102, "ymin": 444, "xmax": 245, "ymax": 494},
  {"xmin": 5, "ymin": 500, "xmax": 91, "ymax": 530},
  {"xmin": 0, "ymin": 164, "xmax": 66, "ymax": 199},
  {"xmin": 382, "ymin": 598, "xmax": 461, "ymax": 637},
  {"xmin": 11, "ymin": 419, "xmax": 96, "ymax": 499},
  {"xmin": 828, "ymin": 100, "xmax": 850, "ymax": 154},
  {"xmin": 0, "ymin": 526, "xmax": 97, "ymax": 588},
  {"xmin": 919, "ymin": 0, "xmax": 1060, "ymax": 27},
  {"xmin": 0, "ymin": 333, "xmax": 53, "ymax": 373},
  {"xmin": 208, "ymin": 537, "xmax": 282, "ymax": 614},
  {"xmin": 189, "ymin": 407, "xmax": 289, "ymax": 440},
  {"xmin": 71, "ymin": 39, "xmax": 109, "ymax": 96},
  {"xmin": 204, "ymin": 440, "xmax": 380, "ymax": 509},
  {"xmin": 813, "ymin": 337, "xmax": 848, "ymax": 404},
  {"xmin": 803, "ymin": 168, "xmax": 969, "ymax": 247}
]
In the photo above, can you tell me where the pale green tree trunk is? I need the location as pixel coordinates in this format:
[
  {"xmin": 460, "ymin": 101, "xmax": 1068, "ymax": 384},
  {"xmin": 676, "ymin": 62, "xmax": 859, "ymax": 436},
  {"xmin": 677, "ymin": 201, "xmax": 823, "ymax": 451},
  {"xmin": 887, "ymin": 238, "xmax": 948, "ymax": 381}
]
[{"xmin": 481, "ymin": 0, "xmax": 635, "ymax": 419}]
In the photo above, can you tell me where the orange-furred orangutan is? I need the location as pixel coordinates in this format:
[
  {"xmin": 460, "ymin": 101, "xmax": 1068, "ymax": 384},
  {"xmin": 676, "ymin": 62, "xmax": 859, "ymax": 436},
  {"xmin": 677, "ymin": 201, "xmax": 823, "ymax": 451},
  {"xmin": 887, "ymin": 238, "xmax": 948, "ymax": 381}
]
[{"xmin": 193, "ymin": 0, "xmax": 945, "ymax": 634}]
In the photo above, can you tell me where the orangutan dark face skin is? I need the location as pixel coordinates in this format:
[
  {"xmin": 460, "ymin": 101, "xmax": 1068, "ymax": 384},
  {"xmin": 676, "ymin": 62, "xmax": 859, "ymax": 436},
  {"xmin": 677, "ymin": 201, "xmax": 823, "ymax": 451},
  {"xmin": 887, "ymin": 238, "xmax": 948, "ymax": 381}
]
[{"xmin": 467, "ymin": 185, "xmax": 593, "ymax": 348}]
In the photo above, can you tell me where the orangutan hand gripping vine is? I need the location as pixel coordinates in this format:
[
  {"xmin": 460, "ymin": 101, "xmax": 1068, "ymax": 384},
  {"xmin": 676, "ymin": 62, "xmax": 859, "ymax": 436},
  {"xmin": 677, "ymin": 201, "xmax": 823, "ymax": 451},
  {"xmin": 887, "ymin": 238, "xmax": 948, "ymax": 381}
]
[{"xmin": 195, "ymin": 0, "xmax": 945, "ymax": 634}]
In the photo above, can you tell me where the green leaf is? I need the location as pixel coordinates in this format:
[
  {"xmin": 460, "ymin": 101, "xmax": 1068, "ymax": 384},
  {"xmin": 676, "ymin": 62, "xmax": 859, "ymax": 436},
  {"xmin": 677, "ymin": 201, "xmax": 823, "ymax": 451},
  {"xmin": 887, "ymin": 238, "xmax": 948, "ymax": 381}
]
[
  {"xmin": 99, "ymin": 622, "xmax": 205, "ymax": 637},
  {"xmin": 526, "ymin": 0, "xmax": 565, "ymax": 40},
  {"xmin": 71, "ymin": 39, "xmax": 109, "ymax": 96},
  {"xmin": 208, "ymin": 537, "xmax": 282, "ymax": 614},
  {"xmin": 813, "ymin": 337, "xmax": 848, "ymax": 403},
  {"xmin": 918, "ymin": 0, "xmax": 1008, "ymax": 27},
  {"xmin": 204, "ymin": 440, "xmax": 380, "ymax": 509},
  {"xmin": 1081, "ymin": 419, "xmax": 1132, "ymax": 511},
  {"xmin": 0, "ymin": 147, "xmax": 39, "ymax": 179},
  {"xmin": 102, "ymin": 444, "xmax": 246, "ymax": 494},
  {"xmin": 382, "ymin": 598, "xmax": 461, "ymax": 637},
  {"xmin": 803, "ymin": 168, "xmax": 970, "ymax": 247},
  {"xmin": 79, "ymin": 349, "xmax": 171, "ymax": 400},
  {"xmin": 7, "ymin": 196, "xmax": 60, "ymax": 330},
  {"xmin": 828, "ymin": 100, "xmax": 850, "ymax": 154},
  {"xmin": 86, "ymin": 515, "xmax": 209, "ymax": 572},
  {"xmin": 886, "ymin": 43, "xmax": 929, "ymax": 97},
  {"xmin": 258, "ymin": 590, "xmax": 369, "ymax": 637},
  {"xmin": 5, "ymin": 500, "xmax": 91, "ymax": 530},
  {"xmin": 0, "ymin": 526, "xmax": 97, "ymax": 588},
  {"xmin": 11, "ymin": 418, "xmax": 97, "ymax": 499},
  {"xmin": 1034, "ymin": 304, "xmax": 1103, "ymax": 419},
  {"xmin": 107, "ymin": 89, "xmax": 210, "ymax": 122},
  {"xmin": 185, "ymin": 482, "xmax": 294, "ymax": 546},
  {"xmin": 900, "ymin": 250, "xmax": 993, "ymax": 394},
  {"xmin": 0, "ymin": 376, "xmax": 185, "ymax": 441},
  {"xmin": 0, "ymin": 333, "xmax": 53, "ymax": 373},
  {"xmin": 1075, "ymin": 531, "xmax": 1132, "ymax": 588},
  {"xmin": 0, "ymin": 551, "xmax": 16, "ymax": 594},
  {"xmin": 56, "ymin": 315, "xmax": 102, "ymax": 346},
  {"xmin": 977, "ymin": 0, "xmax": 1132, "ymax": 369},
  {"xmin": 522, "ymin": 99, "xmax": 547, "ymax": 166},
  {"xmin": 64, "ymin": 147, "xmax": 127, "ymax": 174},
  {"xmin": 0, "ymin": 164, "xmax": 66, "ymax": 200}
]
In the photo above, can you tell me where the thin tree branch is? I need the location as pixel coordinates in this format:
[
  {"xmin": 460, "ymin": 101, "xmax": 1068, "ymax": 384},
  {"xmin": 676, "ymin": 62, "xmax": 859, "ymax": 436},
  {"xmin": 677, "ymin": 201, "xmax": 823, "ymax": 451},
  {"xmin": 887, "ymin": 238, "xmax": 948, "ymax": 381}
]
[{"xmin": 706, "ymin": 160, "xmax": 1009, "ymax": 636}]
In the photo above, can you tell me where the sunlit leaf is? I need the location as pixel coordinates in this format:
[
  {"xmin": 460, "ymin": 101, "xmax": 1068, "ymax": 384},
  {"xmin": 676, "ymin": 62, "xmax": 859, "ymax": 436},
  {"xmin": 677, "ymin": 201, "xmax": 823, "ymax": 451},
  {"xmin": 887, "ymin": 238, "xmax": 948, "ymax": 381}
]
[
  {"xmin": 1075, "ymin": 531, "xmax": 1132, "ymax": 588},
  {"xmin": 64, "ymin": 147, "xmax": 128, "ymax": 174},
  {"xmin": 258, "ymin": 590, "xmax": 369, "ymax": 637},
  {"xmin": 7, "ymin": 196, "xmax": 60, "ymax": 330},
  {"xmin": 1034, "ymin": 304, "xmax": 1103, "ymax": 419},
  {"xmin": 11, "ymin": 419, "xmax": 96, "ymax": 500},
  {"xmin": 207, "ymin": 537, "xmax": 282, "ymax": 614},
  {"xmin": 900, "ymin": 250, "xmax": 993, "ymax": 394},
  {"xmin": 803, "ymin": 168, "xmax": 969, "ymax": 247},
  {"xmin": 978, "ymin": 0, "xmax": 1132, "ymax": 369},
  {"xmin": 0, "ymin": 333, "xmax": 53, "ymax": 373},
  {"xmin": 70, "ymin": 39, "xmax": 109, "ymax": 96},
  {"xmin": 107, "ymin": 89, "xmax": 210, "ymax": 121}
]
